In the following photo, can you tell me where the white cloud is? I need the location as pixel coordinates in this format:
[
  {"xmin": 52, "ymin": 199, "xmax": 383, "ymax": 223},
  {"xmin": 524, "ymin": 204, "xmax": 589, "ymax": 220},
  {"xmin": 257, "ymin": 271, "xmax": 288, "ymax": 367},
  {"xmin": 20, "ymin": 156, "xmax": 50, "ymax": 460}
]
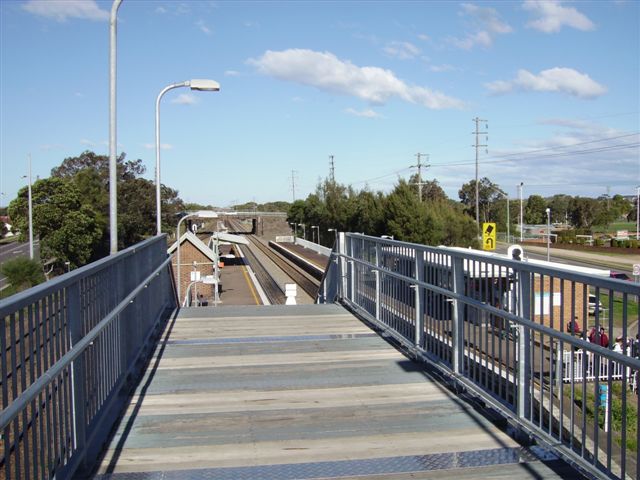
[
  {"xmin": 430, "ymin": 64, "xmax": 455, "ymax": 73},
  {"xmin": 224, "ymin": 70, "xmax": 240, "ymax": 77},
  {"xmin": 171, "ymin": 93, "xmax": 198, "ymax": 105},
  {"xmin": 22, "ymin": 0, "xmax": 109, "ymax": 22},
  {"xmin": 345, "ymin": 108, "xmax": 382, "ymax": 118},
  {"xmin": 80, "ymin": 138, "xmax": 96, "ymax": 147},
  {"xmin": 196, "ymin": 19, "xmax": 212, "ymax": 35},
  {"xmin": 143, "ymin": 143, "xmax": 173, "ymax": 150},
  {"xmin": 247, "ymin": 49, "xmax": 465, "ymax": 110},
  {"xmin": 39, "ymin": 144, "xmax": 65, "ymax": 151},
  {"xmin": 523, "ymin": 0, "xmax": 595, "ymax": 33},
  {"xmin": 155, "ymin": 6, "xmax": 167, "ymax": 14},
  {"xmin": 383, "ymin": 41, "xmax": 421, "ymax": 60},
  {"xmin": 485, "ymin": 67, "xmax": 606, "ymax": 98},
  {"xmin": 417, "ymin": 33, "xmax": 431, "ymax": 41},
  {"xmin": 449, "ymin": 3, "xmax": 512, "ymax": 49}
]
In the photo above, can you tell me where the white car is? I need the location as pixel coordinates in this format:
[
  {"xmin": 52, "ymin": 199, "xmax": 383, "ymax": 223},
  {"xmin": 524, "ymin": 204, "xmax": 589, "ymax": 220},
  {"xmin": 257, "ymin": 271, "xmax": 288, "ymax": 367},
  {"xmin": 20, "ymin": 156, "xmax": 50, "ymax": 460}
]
[{"xmin": 588, "ymin": 294, "xmax": 603, "ymax": 315}]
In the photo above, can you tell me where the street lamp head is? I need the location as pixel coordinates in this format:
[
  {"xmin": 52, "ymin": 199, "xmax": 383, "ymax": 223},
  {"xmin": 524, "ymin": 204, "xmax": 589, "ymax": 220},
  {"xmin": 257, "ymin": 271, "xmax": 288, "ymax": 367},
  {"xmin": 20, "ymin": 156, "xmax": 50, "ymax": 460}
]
[
  {"xmin": 546, "ymin": 208, "xmax": 550, "ymax": 215},
  {"xmin": 188, "ymin": 79, "xmax": 220, "ymax": 91}
]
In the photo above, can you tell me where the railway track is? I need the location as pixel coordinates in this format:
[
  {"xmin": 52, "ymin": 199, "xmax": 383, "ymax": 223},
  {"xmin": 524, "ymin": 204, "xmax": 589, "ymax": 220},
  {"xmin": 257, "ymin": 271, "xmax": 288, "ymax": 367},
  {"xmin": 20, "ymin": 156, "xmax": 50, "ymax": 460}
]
[
  {"xmin": 226, "ymin": 218, "xmax": 320, "ymax": 301},
  {"xmin": 245, "ymin": 235, "xmax": 320, "ymax": 299}
]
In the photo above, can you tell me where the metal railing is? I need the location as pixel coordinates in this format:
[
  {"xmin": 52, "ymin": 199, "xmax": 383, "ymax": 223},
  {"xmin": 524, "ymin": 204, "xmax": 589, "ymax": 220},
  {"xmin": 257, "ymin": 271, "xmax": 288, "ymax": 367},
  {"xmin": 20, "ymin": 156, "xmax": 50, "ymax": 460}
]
[
  {"xmin": 319, "ymin": 233, "xmax": 640, "ymax": 480},
  {"xmin": 0, "ymin": 235, "xmax": 176, "ymax": 480}
]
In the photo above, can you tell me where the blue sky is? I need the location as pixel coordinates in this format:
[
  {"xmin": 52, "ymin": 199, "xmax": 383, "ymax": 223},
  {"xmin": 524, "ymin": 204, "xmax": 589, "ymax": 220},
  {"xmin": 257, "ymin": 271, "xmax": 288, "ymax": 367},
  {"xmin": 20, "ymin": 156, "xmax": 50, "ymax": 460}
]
[{"xmin": 1, "ymin": 0, "xmax": 639, "ymax": 208}]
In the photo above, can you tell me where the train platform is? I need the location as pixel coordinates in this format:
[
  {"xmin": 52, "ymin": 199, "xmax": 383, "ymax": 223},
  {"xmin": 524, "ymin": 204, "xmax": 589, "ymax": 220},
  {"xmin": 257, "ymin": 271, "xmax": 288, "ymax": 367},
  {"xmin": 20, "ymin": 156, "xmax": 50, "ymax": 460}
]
[
  {"xmin": 275, "ymin": 241, "xmax": 330, "ymax": 271},
  {"xmin": 212, "ymin": 245, "xmax": 264, "ymax": 306},
  {"xmin": 92, "ymin": 304, "xmax": 584, "ymax": 480}
]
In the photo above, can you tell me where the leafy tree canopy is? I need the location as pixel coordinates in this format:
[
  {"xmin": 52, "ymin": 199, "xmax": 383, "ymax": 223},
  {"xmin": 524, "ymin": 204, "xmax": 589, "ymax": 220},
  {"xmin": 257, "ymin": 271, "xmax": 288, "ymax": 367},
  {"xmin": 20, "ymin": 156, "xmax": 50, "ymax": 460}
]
[{"xmin": 1, "ymin": 257, "xmax": 45, "ymax": 295}]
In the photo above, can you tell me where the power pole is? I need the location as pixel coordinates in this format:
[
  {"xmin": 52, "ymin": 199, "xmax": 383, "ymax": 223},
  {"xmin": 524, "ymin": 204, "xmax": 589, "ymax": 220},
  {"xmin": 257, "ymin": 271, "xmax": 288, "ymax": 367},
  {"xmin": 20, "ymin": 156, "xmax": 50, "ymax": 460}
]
[
  {"xmin": 472, "ymin": 117, "xmax": 488, "ymax": 234},
  {"xmin": 329, "ymin": 155, "xmax": 335, "ymax": 183},
  {"xmin": 290, "ymin": 170, "xmax": 297, "ymax": 202},
  {"xmin": 411, "ymin": 153, "xmax": 429, "ymax": 201}
]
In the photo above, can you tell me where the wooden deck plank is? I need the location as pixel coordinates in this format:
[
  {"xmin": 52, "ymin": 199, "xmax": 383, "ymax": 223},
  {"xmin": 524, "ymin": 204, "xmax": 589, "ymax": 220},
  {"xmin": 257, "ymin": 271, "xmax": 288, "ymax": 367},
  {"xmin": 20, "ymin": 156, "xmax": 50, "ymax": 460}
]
[{"xmin": 94, "ymin": 305, "xmax": 580, "ymax": 479}]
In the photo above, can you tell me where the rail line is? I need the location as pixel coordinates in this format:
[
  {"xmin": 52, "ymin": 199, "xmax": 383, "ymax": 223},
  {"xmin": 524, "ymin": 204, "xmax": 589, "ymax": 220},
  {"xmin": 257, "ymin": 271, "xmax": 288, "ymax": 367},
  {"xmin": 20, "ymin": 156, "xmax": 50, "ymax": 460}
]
[
  {"xmin": 226, "ymin": 218, "xmax": 320, "ymax": 301},
  {"xmin": 245, "ymin": 235, "xmax": 320, "ymax": 299}
]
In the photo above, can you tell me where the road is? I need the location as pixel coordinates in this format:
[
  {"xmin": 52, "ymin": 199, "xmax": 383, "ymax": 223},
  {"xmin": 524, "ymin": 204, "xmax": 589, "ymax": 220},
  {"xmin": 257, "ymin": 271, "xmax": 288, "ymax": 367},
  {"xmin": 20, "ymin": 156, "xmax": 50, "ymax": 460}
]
[
  {"xmin": 0, "ymin": 239, "xmax": 40, "ymax": 290},
  {"xmin": 496, "ymin": 243, "xmax": 639, "ymax": 276}
]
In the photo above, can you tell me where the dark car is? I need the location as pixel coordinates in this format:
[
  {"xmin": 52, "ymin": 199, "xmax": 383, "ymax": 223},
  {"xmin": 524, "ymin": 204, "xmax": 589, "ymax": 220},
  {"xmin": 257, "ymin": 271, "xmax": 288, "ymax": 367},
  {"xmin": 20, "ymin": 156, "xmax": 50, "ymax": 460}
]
[{"xmin": 610, "ymin": 271, "xmax": 632, "ymax": 281}]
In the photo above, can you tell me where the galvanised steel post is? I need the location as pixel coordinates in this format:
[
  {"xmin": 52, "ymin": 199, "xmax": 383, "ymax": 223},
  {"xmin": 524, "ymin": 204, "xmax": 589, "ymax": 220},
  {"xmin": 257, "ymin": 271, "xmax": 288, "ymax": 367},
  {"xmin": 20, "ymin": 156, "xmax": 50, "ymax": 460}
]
[
  {"xmin": 517, "ymin": 267, "xmax": 532, "ymax": 420},
  {"xmin": 68, "ymin": 280, "xmax": 87, "ymax": 473},
  {"xmin": 339, "ymin": 232, "xmax": 347, "ymax": 300},
  {"xmin": 414, "ymin": 249, "xmax": 425, "ymax": 348},
  {"xmin": 374, "ymin": 241, "xmax": 381, "ymax": 320},
  {"xmin": 109, "ymin": 0, "xmax": 123, "ymax": 254},
  {"xmin": 451, "ymin": 255, "xmax": 465, "ymax": 374}
]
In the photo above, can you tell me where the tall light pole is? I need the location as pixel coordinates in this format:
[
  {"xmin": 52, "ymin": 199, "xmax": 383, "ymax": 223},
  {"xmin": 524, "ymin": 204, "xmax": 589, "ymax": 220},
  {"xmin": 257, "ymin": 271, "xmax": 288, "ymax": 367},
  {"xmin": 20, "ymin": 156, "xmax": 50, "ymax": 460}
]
[
  {"xmin": 300, "ymin": 223, "xmax": 306, "ymax": 240},
  {"xmin": 636, "ymin": 186, "xmax": 639, "ymax": 241},
  {"xmin": 176, "ymin": 211, "xmax": 217, "ymax": 303},
  {"xmin": 155, "ymin": 79, "xmax": 220, "ymax": 235},
  {"xmin": 518, "ymin": 182, "xmax": 524, "ymax": 242},
  {"xmin": 109, "ymin": 0, "xmax": 123, "ymax": 255},
  {"xmin": 546, "ymin": 208, "xmax": 551, "ymax": 262},
  {"xmin": 312, "ymin": 225, "xmax": 319, "ymax": 243},
  {"xmin": 21, "ymin": 155, "xmax": 34, "ymax": 260},
  {"xmin": 328, "ymin": 228, "xmax": 337, "ymax": 245}
]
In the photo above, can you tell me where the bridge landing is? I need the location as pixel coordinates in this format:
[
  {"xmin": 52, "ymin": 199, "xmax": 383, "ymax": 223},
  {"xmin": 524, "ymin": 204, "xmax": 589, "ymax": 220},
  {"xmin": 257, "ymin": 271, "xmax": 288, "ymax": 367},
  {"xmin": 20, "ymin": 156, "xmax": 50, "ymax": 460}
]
[{"xmin": 93, "ymin": 305, "xmax": 581, "ymax": 479}]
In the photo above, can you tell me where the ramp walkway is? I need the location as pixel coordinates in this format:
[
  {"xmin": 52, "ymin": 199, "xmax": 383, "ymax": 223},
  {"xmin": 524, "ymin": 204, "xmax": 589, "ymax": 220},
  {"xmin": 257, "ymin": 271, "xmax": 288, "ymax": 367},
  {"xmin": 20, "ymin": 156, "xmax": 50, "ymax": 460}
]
[{"xmin": 93, "ymin": 304, "xmax": 582, "ymax": 479}]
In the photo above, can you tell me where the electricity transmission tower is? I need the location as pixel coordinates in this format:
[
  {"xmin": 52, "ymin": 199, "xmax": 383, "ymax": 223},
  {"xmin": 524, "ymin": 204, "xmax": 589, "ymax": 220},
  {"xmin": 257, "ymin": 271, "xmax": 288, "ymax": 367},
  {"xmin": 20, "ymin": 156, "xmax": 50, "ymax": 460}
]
[
  {"xmin": 472, "ymin": 117, "xmax": 488, "ymax": 233},
  {"xmin": 411, "ymin": 153, "xmax": 429, "ymax": 201}
]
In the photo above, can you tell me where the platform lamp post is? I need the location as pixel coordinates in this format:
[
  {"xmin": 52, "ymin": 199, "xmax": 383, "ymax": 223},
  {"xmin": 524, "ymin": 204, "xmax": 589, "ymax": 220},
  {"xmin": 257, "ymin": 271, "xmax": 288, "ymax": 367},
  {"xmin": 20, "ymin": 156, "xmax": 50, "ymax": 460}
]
[
  {"xmin": 300, "ymin": 223, "xmax": 306, "ymax": 240},
  {"xmin": 312, "ymin": 225, "xmax": 319, "ymax": 244},
  {"xmin": 545, "ymin": 208, "xmax": 551, "ymax": 262},
  {"xmin": 155, "ymin": 79, "xmax": 220, "ymax": 235},
  {"xmin": 176, "ymin": 210, "xmax": 218, "ymax": 304},
  {"xmin": 328, "ymin": 228, "xmax": 338, "ymax": 246}
]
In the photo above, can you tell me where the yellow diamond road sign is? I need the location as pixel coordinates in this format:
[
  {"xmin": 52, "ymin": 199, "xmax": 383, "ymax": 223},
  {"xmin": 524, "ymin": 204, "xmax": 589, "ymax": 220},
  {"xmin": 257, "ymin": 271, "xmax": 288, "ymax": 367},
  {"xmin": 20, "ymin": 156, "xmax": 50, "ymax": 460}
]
[{"xmin": 483, "ymin": 222, "xmax": 496, "ymax": 251}]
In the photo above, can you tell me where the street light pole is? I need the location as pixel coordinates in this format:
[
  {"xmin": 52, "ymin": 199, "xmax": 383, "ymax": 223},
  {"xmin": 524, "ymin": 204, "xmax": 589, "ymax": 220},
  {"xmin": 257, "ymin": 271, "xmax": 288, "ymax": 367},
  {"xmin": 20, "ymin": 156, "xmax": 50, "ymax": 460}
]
[
  {"xmin": 176, "ymin": 211, "xmax": 217, "ymax": 303},
  {"xmin": 506, "ymin": 194, "xmax": 510, "ymax": 245},
  {"xmin": 300, "ymin": 223, "xmax": 306, "ymax": 240},
  {"xmin": 518, "ymin": 182, "xmax": 524, "ymax": 242},
  {"xmin": 312, "ymin": 225, "xmax": 319, "ymax": 243},
  {"xmin": 155, "ymin": 79, "xmax": 220, "ymax": 235},
  {"xmin": 109, "ymin": 0, "xmax": 123, "ymax": 255},
  {"xmin": 546, "ymin": 208, "xmax": 551, "ymax": 262},
  {"xmin": 636, "ymin": 186, "xmax": 639, "ymax": 241},
  {"xmin": 27, "ymin": 154, "xmax": 33, "ymax": 260}
]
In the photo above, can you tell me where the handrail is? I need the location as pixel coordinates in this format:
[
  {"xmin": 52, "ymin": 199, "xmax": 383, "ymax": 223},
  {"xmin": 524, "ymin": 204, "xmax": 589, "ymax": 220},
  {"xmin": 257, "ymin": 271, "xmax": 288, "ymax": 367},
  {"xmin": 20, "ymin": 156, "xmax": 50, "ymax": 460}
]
[
  {"xmin": 320, "ymin": 232, "xmax": 640, "ymax": 480},
  {"xmin": 0, "ymin": 235, "xmax": 166, "ymax": 317},
  {"xmin": 0, "ymin": 256, "xmax": 171, "ymax": 431}
]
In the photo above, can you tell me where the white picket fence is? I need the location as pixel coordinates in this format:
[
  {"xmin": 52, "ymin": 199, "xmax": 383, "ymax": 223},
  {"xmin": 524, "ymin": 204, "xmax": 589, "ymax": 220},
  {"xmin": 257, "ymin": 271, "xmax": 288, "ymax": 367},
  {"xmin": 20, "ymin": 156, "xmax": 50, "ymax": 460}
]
[{"xmin": 562, "ymin": 350, "xmax": 636, "ymax": 390}]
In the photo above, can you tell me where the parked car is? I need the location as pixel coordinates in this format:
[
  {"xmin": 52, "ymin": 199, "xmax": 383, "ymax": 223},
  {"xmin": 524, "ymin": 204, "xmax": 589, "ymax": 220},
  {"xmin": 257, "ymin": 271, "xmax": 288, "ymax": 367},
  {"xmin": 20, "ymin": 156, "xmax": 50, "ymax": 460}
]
[
  {"xmin": 610, "ymin": 271, "xmax": 632, "ymax": 281},
  {"xmin": 588, "ymin": 294, "xmax": 603, "ymax": 315}
]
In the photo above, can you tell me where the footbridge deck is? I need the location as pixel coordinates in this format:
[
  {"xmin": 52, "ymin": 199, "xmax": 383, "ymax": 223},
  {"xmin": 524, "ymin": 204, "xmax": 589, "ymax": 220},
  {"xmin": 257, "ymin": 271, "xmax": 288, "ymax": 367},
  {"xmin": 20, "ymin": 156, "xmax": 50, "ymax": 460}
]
[{"xmin": 93, "ymin": 304, "xmax": 579, "ymax": 479}]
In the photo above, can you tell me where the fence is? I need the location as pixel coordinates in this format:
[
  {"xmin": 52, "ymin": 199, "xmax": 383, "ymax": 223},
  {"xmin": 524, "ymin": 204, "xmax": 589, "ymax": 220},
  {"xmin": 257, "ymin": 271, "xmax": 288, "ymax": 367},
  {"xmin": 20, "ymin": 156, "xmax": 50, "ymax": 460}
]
[
  {"xmin": 0, "ymin": 235, "xmax": 176, "ymax": 480},
  {"xmin": 562, "ymin": 349, "xmax": 632, "ymax": 383},
  {"xmin": 319, "ymin": 233, "xmax": 640, "ymax": 480}
]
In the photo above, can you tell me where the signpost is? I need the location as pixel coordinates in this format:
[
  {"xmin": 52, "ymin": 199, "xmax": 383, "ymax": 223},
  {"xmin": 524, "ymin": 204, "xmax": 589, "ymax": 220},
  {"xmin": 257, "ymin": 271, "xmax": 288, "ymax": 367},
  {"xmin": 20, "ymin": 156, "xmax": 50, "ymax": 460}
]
[
  {"xmin": 482, "ymin": 222, "xmax": 496, "ymax": 251},
  {"xmin": 633, "ymin": 263, "xmax": 640, "ymax": 283}
]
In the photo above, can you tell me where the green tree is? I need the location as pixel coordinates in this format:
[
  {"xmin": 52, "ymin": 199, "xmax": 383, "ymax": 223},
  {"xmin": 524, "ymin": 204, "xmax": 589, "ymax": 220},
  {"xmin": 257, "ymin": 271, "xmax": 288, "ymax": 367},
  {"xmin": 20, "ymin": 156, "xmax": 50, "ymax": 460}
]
[
  {"xmin": 569, "ymin": 197, "xmax": 599, "ymax": 229},
  {"xmin": 524, "ymin": 194, "xmax": 547, "ymax": 224},
  {"xmin": 458, "ymin": 177, "xmax": 504, "ymax": 223},
  {"xmin": 0, "ymin": 257, "xmax": 44, "ymax": 295},
  {"xmin": 547, "ymin": 194, "xmax": 572, "ymax": 224},
  {"xmin": 384, "ymin": 180, "xmax": 441, "ymax": 244},
  {"xmin": 8, "ymin": 177, "xmax": 102, "ymax": 269}
]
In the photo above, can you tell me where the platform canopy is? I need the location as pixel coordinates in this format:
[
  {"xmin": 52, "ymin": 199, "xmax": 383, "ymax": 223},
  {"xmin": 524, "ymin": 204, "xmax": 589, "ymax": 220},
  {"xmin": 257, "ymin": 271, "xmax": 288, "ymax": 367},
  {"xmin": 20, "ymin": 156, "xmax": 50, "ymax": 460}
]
[{"xmin": 210, "ymin": 231, "xmax": 250, "ymax": 245}]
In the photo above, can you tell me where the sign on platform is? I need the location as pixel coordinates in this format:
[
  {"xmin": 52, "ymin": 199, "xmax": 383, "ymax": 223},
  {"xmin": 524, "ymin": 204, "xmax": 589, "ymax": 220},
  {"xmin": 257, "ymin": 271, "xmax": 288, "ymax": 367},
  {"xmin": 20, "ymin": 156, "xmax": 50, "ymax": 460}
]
[
  {"xmin": 482, "ymin": 223, "xmax": 496, "ymax": 251},
  {"xmin": 633, "ymin": 264, "xmax": 640, "ymax": 276}
]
